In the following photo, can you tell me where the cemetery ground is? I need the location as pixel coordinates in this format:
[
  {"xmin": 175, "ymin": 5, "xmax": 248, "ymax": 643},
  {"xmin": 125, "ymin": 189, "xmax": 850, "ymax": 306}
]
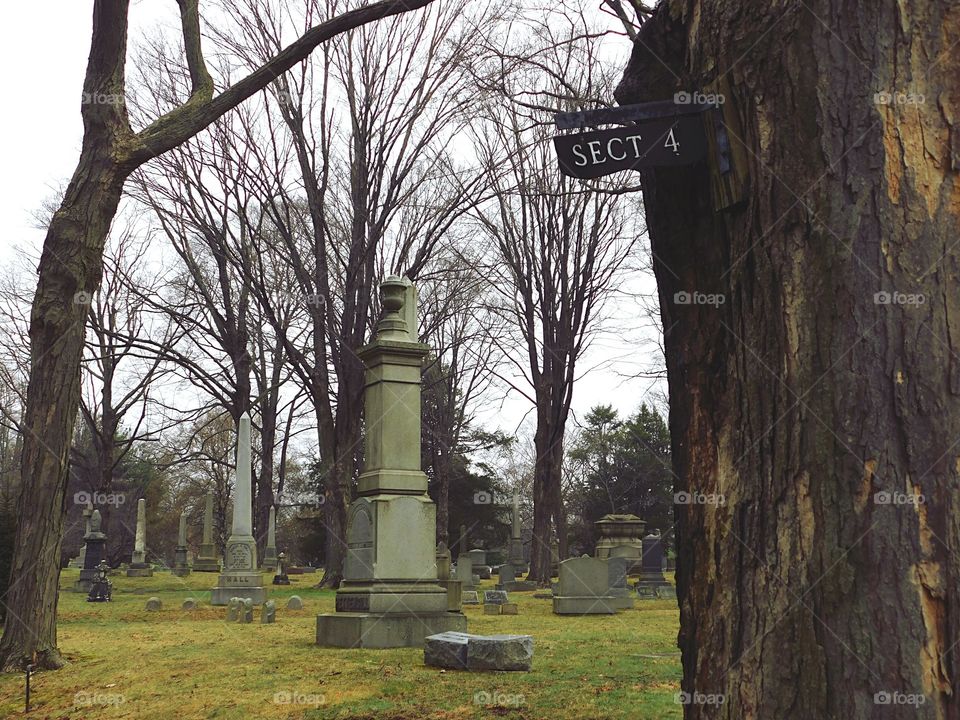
[{"xmin": 0, "ymin": 570, "xmax": 680, "ymax": 719}]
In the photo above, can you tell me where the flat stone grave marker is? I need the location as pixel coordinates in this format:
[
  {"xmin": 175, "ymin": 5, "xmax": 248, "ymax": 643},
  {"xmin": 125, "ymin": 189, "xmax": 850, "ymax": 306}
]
[
  {"xmin": 424, "ymin": 632, "xmax": 533, "ymax": 671},
  {"xmin": 145, "ymin": 597, "xmax": 162, "ymax": 611},
  {"xmin": 286, "ymin": 595, "xmax": 304, "ymax": 610},
  {"xmin": 656, "ymin": 585, "xmax": 677, "ymax": 600},
  {"xmin": 636, "ymin": 584, "xmax": 658, "ymax": 599},
  {"xmin": 462, "ymin": 591, "xmax": 480, "ymax": 605},
  {"xmin": 501, "ymin": 603, "xmax": 518, "ymax": 615},
  {"xmin": 484, "ymin": 604, "xmax": 500, "ymax": 615},
  {"xmin": 261, "ymin": 600, "xmax": 276, "ymax": 624}
]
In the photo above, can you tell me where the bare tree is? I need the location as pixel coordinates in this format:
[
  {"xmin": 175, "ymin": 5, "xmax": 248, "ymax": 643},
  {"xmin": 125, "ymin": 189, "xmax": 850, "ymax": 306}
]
[
  {"xmin": 472, "ymin": 4, "xmax": 643, "ymax": 583},
  {"xmin": 1, "ymin": 0, "xmax": 436, "ymax": 672}
]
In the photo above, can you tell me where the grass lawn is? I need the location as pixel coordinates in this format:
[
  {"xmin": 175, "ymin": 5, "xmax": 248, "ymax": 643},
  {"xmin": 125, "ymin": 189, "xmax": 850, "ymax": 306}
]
[{"xmin": 0, "ymin": 569, "xmax": 681, "ymax": 719}]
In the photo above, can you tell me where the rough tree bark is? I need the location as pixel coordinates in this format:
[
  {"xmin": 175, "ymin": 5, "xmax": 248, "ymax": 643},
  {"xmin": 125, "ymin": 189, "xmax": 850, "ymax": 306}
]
[
  {"xmin": 0, "ymin": 0, "xmax": 434, "ymax": 672},
  {"xmin": 617, "ymin": 1, "xmax": 958, "ymax": 717}
]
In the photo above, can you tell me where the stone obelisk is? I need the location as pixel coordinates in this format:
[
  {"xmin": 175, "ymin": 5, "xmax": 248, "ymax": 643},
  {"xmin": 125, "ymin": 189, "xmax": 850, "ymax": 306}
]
[
  {"xmin": 262, "ymin": 505, "xmax": 278, "ymax": 572},
  {"xmin": 508, "ymin": 488, "xmax": 527, "ymax": 573},
  {"xmin": 316, "ymin": 277, "xmax": 466, "ymax": 648},
  {"xmin": 172, "ymin": 510, "xmax": 191, "ymax": 577},
  {"xmin": 211, "ymin": 414, "xmax": 266, "ymax": 604},
  {"xmin": 194, "ymin": 493, "xmax": 221, "ymax": 572},
  {"xmin": 127, "ymin": 498, "xmax": 153, "ymax": 576},
  {"xmin": 69, "ymin": 501, "xmax": 94, "ymax": 568}
]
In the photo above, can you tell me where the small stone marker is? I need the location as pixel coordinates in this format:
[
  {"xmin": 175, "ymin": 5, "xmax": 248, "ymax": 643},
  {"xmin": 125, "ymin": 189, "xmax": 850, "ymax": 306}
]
[
  {"xmin": 636, "ymin": 584, "xmax": 658, "ymax": 599},
  {"xmin": 484, "ymin": 590, "xmax": 509, "ymax": 605},
  {"xmin": 424, "ymin": 632, "xmax": 533, "ymax": 671},
  {"xmin": 145, "ymin": 597, "xmax": 162, "ymax": 611},
  {"xmin": 226, "ymin": 597, "xmax": 241, "ymax": 621},
  {"xmin": 607, "ymin": 556, "xmax": 634, "ymax": 610},
  {"xmin": 286, "ymin": 595, "xmax": 304, "ymax": 610},
  {"xmin": 239, "ymin": 598, "xmax": 254, "ymax": 623},
  {"xmin": 133, "ymin": 587, "xmax": 147, "ymax": 595},
  {"xmin": 501, "ymin": 603, "xmax": 518, "ymax": 615},
  {"xmin": 462, "ymin": 591, "xmax": 480, "ymax": 605},
  {"xmin": 483, "ymin": 604, "xmax": 500, "ymax": 615},
  {"xmin": 261, "ymin": 600, "xmax": 276, "ymax": 624},
  {"xmin": 182, "ymin": 598, "xmax": 197, "ymax": 610}
]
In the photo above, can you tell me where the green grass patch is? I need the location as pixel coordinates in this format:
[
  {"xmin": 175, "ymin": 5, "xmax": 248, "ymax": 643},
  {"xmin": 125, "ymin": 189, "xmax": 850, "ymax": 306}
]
[{"xmin": 0, "ymin": 569, "xmax": 681, "ymax": 719}]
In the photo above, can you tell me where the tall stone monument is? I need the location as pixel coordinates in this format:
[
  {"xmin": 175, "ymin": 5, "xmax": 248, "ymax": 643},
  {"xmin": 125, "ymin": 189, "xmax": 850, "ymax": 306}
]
[
  {"xmin": 172, "ymin": 510, "xmax": 191, "ymax": 577},
  {"xmin": 68, "ymin": 501, "xmax": 94, "ymax": 568},
  {"xmin": 261, "ymin": 505, "xmax": 278, "ymax": 572},
  {"xmin": 316, "ymin": 277, "xmax": 466, "ymax": 648},
  {"xmin": 211, "ymin": 414, "xmax": 267, "ymax": 605},
  {"xmin": 507, "ymin": 488, "xmax": 527, "ymax": 573},
  {"xmin": 594, "ymin": 513, "xmax": 646, "ymax": 574},
  {"xmin": 193, "ymin": 493, "xmax": 221, "ymax": 572},
  {"xmin": 73, "ymin": 509, "xmax": 107, "ymax": 592},
  {"xmin": 126, "ymin": 498, "xmax": 153, "ymax": 577}
]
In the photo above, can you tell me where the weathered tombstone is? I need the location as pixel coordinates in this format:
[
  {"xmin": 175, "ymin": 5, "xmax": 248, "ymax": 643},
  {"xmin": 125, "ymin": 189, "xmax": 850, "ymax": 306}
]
[
  {"xmin": 462, "ymin": 591, "xmax": 480, "ymax": 605},
  {"xmin": 594, "ymin": 514, "xmax": 646, "ymax": 574},
  {"xmin": 211, "ymin": 414, "xmax": 267, "ymax": 605},
  {"xmin": 261, "ymin": 600, "xmax": 276, "ymax": 624},
  {"xmin": 69, "ymin": 501, "xmax": 95, "ymax": 568},
  {"xmin": 424, "ymin": 632, "xmax": 533, "ymax": 671},
  {"xmin": 636, "ymin": 584, "xmax": 658, "ymax": 599},
  {"xmin": 552, "ymin": 556, "xmax": 617, "ymax": 615},
  {"xmin": 467, "ymin": 548, "xmax": 492, "ymax": 579},
  {"xmin": 316, "ymin": 278, "xmax": 466, "ymax": 648},
  {"xmin": 261, "ymin": 506, "xmax": 278, "ymax": 572},
  {"xmin": 436, "ymin": 542, "xmax": 462, "ymax": 612},
  {"xmin": 182, "ymin": 598, "xmax": 197, "ymax": 610},
  {"xmin": 127, "ymin": 499, "xmax": 154, "ymax": 577},
  {"xmin": 483, "ymin": 603, "xmax": 500, "ymax": 615},
  {"xmin": 73, "ymin": 509, "xmax": 107, "ymax": 593},
  {"xmin": 550, "ymin": 536, "xmax": 561, "ymax": 577},
  {"xmin": 286, "ymin": 595, "xmax": 304, "ymax": 610},
  {"xmin": 656, "ymin": 585, "xmax": 677, "ymax": 600},
  {"xmin": 145, "ymin": 597, "xmax": 162, "ymax": 611},
  {"xmin": 606, "ymin": 556, "xmax": 634, "ymax": 610},
  {"xmin": 453, "ymin": 555, "xmax": 475, "ymax": 591},
  {"xmin": 496, "ymin": 562, "xmax": 536, "ymax": 592},
  {"xmin": 172, "ymin": 510, "xmax": 191, "ymax": 577},
  {"xmin": 272, "ymin": 552, "xmax": 291, "ymax": 586},
  {"xmin": 239, "ymin": 598, "xmax": 254, "ymax": 623},
  {"xmin": 500, "ymin": 602, "xmax": 518, "ymax": 615},
  {"xmin": 507, "ymin": 488, "xmax": 527, "ymax": 573},
  {"xmin": 86, "ymin": 560, "xmax": 112, "ymax": 602},
  {"xmin": 226, "ymin": 597, "xmax": 241, "ymax": 621},
  {"xmin": 484, "ymin": 590, "xmax": 509, "ymax": 605},
  {"xmin": 193, "ymin": 493, "xmax": 221, "ymax": 572},
  {"xmin": 636, "ymin": 531, "xmax": 671, "ymax": 595}
]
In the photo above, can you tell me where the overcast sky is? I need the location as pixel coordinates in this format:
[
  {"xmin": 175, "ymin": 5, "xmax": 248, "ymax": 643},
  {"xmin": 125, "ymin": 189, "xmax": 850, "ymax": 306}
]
[{"xmin": 0, "ymin": 1, "xmax": 666, "ymax": 444}]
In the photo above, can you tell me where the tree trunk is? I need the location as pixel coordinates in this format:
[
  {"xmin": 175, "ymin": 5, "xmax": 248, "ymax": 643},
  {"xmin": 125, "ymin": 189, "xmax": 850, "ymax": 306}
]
[
  {"xmin": 0, "ymin": 144, "xmax": 128, "ymax": 671},
  {"xmin": 617, "ymin": 1, "xmax": 959, "ymax": 717}
]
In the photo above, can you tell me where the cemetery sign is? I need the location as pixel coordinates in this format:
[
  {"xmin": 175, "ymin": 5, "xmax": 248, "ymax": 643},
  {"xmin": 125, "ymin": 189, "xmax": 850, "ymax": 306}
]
[{"xmin": 553, "ymin": 114, "xmax": 707, "ymax": 179}]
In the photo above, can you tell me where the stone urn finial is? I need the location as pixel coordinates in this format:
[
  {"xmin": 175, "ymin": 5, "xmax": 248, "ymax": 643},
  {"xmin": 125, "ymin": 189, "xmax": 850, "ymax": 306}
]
[{"xmin": 377, "ymin": 276, "xmax": 409, "ymax": 339}]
